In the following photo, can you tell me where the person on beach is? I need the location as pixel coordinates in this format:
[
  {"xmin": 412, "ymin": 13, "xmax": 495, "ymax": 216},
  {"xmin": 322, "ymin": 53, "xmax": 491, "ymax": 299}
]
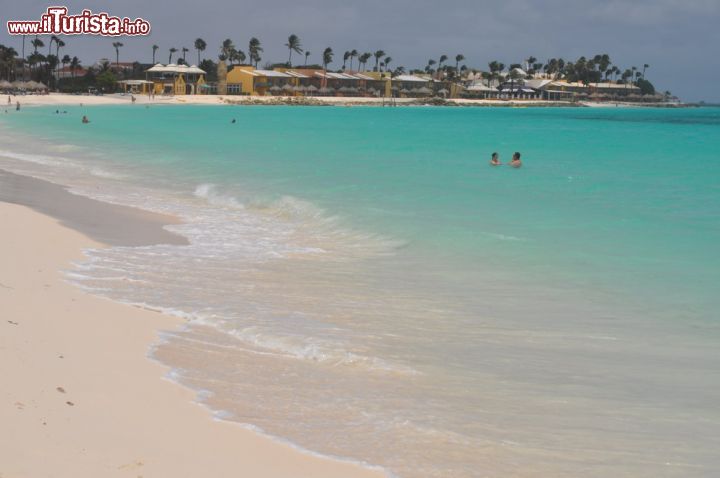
[
  {"xmin": 490, "ymin": 152, "xmax": 501, "ymax": 166},
  {"xmin": 82, "ymin": 115, "xmax": 90, "ymax": 124},
  {"xmin": 7, "ymin": 95, "xmax": 10, "ymax": 104},
  {"xmin": 16, "ymin": 101, "xmax": 20, "ymax": 111},
  {"xmin": 509, "ymin": 152, "xmax": 522, "ymax": 168}
]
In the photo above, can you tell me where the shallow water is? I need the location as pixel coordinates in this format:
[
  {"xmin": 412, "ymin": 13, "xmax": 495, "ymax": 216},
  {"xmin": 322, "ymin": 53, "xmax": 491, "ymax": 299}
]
[{"xmin": 1, "ymin": 104, "xmax": 719, "ymax": 477}]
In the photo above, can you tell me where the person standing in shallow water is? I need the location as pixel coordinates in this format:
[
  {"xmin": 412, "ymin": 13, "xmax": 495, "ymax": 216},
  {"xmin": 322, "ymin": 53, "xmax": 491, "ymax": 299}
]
[
  {"xmin": 490, "ymin": 152, "xmax": 501, "ymax": 166},
  {"xmin": 509, "ymin": 152, "xmax": 522, "ymax": 168}
]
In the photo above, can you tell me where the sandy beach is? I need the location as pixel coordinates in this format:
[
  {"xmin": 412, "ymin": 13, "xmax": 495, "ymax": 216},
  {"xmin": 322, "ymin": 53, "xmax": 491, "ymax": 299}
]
[
  {"xmin": 0, "ymin": 174, "xmax": 385, "ymax": 477},
  {"xmin": 5, "ymin": 91, "xmax": 579, "ymax": 108}
]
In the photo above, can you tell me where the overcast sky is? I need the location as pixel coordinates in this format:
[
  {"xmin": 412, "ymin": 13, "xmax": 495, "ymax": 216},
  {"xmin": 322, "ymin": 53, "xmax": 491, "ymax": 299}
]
[{"xmin": 2, "ymin": 0, "xmax": 718, "ymax": 101}]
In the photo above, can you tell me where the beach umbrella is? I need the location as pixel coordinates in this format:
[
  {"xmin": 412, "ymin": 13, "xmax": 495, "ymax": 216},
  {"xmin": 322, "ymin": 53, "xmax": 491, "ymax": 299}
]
[
  {"xmin": 0, "ymin": 80, "xmax": 11, "ymax": 89},
  {"xmin": 318, "ymin": 86, "xmax": 333, "ymax": 94},
  {"xmin": 281, "ymin": 83, "xmax": 294, "ymax": 91},
  {"xmin": 269, "ymin": 85, "xmax": 281, "ymax": 92},
  {"xmin": 306, "ymin": 85, "xmax": 318, "ymax": 91},
  {"xmin": 417, "ymin": 86, "xmax": 432, "ymax": 95}
]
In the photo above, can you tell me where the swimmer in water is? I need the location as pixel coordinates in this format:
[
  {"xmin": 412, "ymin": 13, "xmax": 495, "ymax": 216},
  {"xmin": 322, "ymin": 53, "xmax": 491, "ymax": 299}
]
[
  {"xmin": 231, "ymin": 118, "xmax": 236, "ymax": 123},
  {"xmin": 82, "ymin": 115, "xmax": 90, "ymax": 124},
  {"xmin": 490, "ymin": 152, "xmax": 501, "ymax": 166},
  {"xmin": 509, "ymin": 152, "xmax": 522, "ymax": 168}
]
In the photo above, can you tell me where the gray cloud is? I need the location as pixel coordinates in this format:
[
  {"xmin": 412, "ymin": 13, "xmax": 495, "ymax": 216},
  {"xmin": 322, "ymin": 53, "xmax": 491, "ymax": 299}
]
[{"xmin": 1, "ymin": 0, "xmax": 718, "ymax": 101}]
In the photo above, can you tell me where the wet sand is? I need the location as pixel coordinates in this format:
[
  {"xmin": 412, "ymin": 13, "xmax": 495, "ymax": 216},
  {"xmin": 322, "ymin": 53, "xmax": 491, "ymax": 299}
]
[
  {"xmin": 0, "ymin": 169, "xmax": 187, "ymax": 246},
  {"xmin": 0, "ymin": 176, "xmax": 385, "ymax": 477}
]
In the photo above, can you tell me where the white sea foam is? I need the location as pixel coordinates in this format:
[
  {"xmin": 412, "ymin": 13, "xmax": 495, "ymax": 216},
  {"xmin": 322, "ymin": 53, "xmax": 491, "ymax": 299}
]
[
  {"xmin": 89, "ymin": 167, "xmax": 125, "ymax": 180},
  {"xmin": 0, "ymin": 149, "xmax": 78, "ymax": 168},
  {"xmin": 193, "ymin": 183, "xmax": 245, "ymax": 209}
]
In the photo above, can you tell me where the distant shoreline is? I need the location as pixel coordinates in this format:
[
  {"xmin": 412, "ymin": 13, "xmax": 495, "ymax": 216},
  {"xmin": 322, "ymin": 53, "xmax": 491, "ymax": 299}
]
[{"xmin": 3, "ymin": 92, "xmax": 691, "ymax": 108}]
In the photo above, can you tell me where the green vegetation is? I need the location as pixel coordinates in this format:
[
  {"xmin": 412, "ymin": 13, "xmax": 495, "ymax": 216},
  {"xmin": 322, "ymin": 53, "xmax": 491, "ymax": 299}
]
[{"xmin": 0, "ymin": 34, "xmax": 665, "ymax": 100}]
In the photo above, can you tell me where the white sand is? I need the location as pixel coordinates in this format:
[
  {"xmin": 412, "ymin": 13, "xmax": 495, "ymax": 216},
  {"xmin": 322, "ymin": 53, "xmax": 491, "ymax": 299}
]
[
  {"xmin": 5, "ymin": 91, "xmax": 571, "ymax": 107},
  {"xmin": 0, "ymin": 202, "xmax": 385, "ymax": 478}
]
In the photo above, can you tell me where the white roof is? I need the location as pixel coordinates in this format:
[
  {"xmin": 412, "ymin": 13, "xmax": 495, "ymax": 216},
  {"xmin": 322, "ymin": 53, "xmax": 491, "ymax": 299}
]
[
  {"xmin": 393, "ymin": 74, "xmax": 429, "ymax": 83},
  {"xmin": 549, "ymin": 80, "xmax": 639, "ymax": 90},
  {"xmin": 284, "ymin": 70, "xmax": 309, "ymax": 78},
  {"xmin": 238, "ymin": 69, "xmax": 292, "ymax": 78},
  {"xmin": 145, "ymin": 63, "xmax": 206, "ymax": 74},
  {"xmin": 465, "ymin": 82, "xmax": 496, "ymax": 92}
]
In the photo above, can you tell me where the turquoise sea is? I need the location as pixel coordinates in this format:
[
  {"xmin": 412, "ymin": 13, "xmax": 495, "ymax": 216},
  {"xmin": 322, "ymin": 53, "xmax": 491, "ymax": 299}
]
[{"xmin": 1, "ymin": 104, "xmax": 719, "ymax": 477}]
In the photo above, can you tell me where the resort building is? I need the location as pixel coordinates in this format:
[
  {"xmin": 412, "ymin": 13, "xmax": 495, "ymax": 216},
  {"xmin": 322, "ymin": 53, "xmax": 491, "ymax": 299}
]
[
  {"xmin": 53, "ymin": 66, "xmax": 88, "ymax": 80},
  {"xmin": 117, "ymin": 79, "xmax": 155, "ymax": 94},
  {"xmin": 224, "ymin": 65, "xmax": 390, "ymax": 97},
  {"xmin": 144, "ymin": 63, "xmax": 207, "ymax": 95},
  {"xmin": 462, "ymin": 81, "xmax": 500, "ymax": 99},
  {"xmin": 225, "ymin": 66, "xmax": 299, "ymax": 95}
]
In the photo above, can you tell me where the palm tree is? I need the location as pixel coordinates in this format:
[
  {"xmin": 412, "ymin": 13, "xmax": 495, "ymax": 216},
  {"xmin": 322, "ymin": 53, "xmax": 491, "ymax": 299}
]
[
  {"xmin": 31, "ymin": 37, "xmax": 44, "ymax": 55},
  {"xmin": 55, "ymin": 39, "xmax": 64, "ymax": 62},
  {"xmin": 508, "ymin": 68, "xmax": 522, "ymax": 97},
  {"xmin": 70, "ymin": 56, "xmax": 80, "ymax": 80},
  {"xmin": 181, "ymin": 47, "xmax": 189, "ymax": 62},
  {"xmin": 61, "ymin": 54, "xmax": 70, "ymax": 76},
  {"xmin": 438, "ymin": 54, "xmax": 448, "ymax": 70},
  {"xmin": 631, "ymin": 66, "xmax": 637, "ymax": 84},
  {"xmin": 383, "ymin": 56, "xmax": 392, "ymax": 72},
  {"xmin": 221, "ymin": 39, "xmax": 235, "ymax": 60},
  {"xmin": 642, "ymin": 63, "xmax": 649, "ymax": 79},
  {"xmin": 342, "ymin": 51, "xmax": 350, "ymax": 70},
  {"xmin": 168, "ymin": 47, "xmax": 177, "ymax": 64},
  {"xmin": 349, "ymin": 50, "xmax": 358, "ymax": 71},
  {"xmin": 194, "ymin": 38, "xmax": 206, "ymax": 65},
  {"xmin": 455, "ymin": 54, "xmax": 465, "ymax": 72},
  {"xmin": 112, "ymin": 41, "xmax": 123, "ymax": 68},
  {"xmin": 285, "ymin": 34, "xmax": 303, "ymax": 66},
  {"xmin": 322, "ymin": 47, "xmax": 334, "ymax": 70},
  {"xmin": 525, "ymin": 55, "xmax": 536, "ymax": 71},
  {"xmin": 359, "ymin": 52, "xmax": 371, "ymax": 71},
  {"xmin": 48, "ymin": 35, "xmax": 58, "ymax": 58},
  {"xmin": 21, "ymin": 35, "xmax": 26, "ymax": 80},
  {"xmin": 152, "ymin": 44, "xmax": 159, "ymax": 64},
  {"xmin": 248, "ymin": 37, "xmax": 262, "ymax": 67},
  {"xmin": 54, "ymin": 39, "xmax": 65, "ymax": 78},
  {"xmin": 0, "ymin": 46, "xmax": 18, "ymax": 81},
  {"xmin": 373, "ymin": 50, "xmax": 385, "ymax": 72},
  {"xmin": 304, "ymin": 51, "xmax": 310, "ymax": 66},
  {"xmin": 230, "ymin": 48, "xmax": 246, "ymax": 65}
]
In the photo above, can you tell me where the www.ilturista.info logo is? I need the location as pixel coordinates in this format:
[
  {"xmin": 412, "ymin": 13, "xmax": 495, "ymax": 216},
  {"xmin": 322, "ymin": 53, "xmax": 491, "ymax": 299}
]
[{"xmin": 6, "ymin": 6, "xmax": 151, "ymax": 36}]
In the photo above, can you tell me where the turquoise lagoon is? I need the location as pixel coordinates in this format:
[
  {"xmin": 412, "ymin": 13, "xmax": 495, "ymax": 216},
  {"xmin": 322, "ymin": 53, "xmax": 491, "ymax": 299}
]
[{"xmin": 1, "ymin": 105, "xmax": 719, "ymax": 477}]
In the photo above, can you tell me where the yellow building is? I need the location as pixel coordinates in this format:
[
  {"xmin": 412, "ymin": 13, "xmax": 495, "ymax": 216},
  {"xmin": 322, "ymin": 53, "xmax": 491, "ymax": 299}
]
[
  {"xmin": 145, "ymin": 64, "xmax": 206, "ymax": 95},
  {"xmin": 226, "ymin": 66, "xmax": 299, "ymax": 95}
]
